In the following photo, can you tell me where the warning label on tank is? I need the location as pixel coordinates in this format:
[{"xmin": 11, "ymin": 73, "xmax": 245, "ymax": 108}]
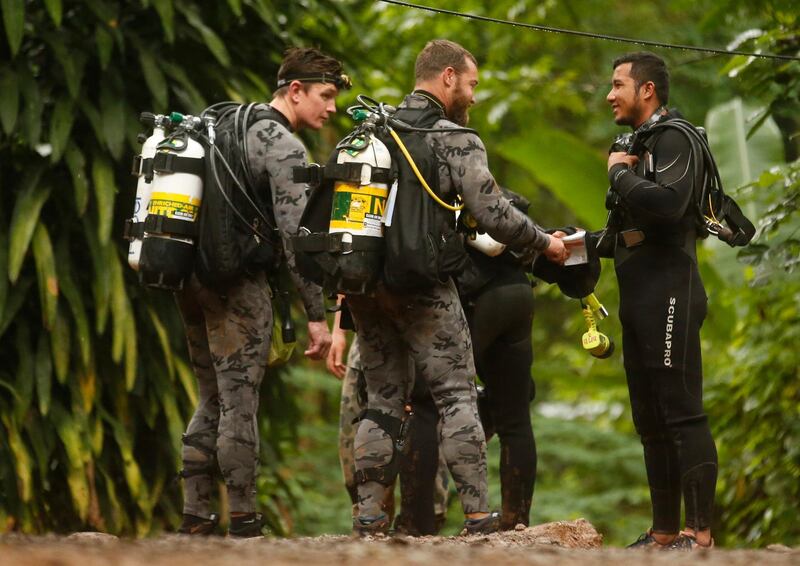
[
  {"xmin": 329, "ymin": 184, "xmax": 388, "ymax": 237},
  {"xmin": 148, "ymin": 192, "xmax": 201, "ymax": 220}
]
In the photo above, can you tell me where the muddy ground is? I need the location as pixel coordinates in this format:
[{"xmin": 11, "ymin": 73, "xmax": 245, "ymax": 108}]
[{"xmin": 0, "ymin": 520, "xmax": 797, "ymax": 565}]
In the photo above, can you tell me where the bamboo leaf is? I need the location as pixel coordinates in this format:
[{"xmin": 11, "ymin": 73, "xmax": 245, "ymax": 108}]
[
  {"xmin": 161, "ymin": 393, "xmax": 184, "ymax": 460},
  {"xmin": 92, "ymin": 154, "xmax": 116, "ymax": 245},
  {"xmin": 138, "ymin": 48, "xmax": 168, "ymax": 110},
  {"xmin": 8, "ymin": 170, "xmax": 49, "ymax": 283},
  {"xmin": 35, "ymin": 331, "xmax": 52, "ymax": 415},
  {"xmin": 14, "ymin": 321, "xmax": 34, "ymax": 424},
  {"xmin": 44, "ymin": 0, "xmax": 62, "ymax": 26},
  {"xmin": 24, "ymin": 413, "xmax": 55, "ymax": 487},
  {"xmin": 44, "ymin": 33, "xmax": 80, "ymax": 98},
  {"xmin": 0, "ymin": 226, "xmax": 8, "ymax": 321},
  {"xmin": 99, "ymin": 81, "xmax": 125, "ymax": 158},
  {"xmin": 82, "ymin": 219, "xmax": 111, "ymax": 334},
  {"xmin": 0, "ymin": 276, "xmax": 32, "ymax": 341},
  {"xmin": 16, "ymin": 63, "xmax": 42, "ymax": 144},
  {"xmin": 50, "ymin": 304, "xmax": 71, "ymax": 383},
  {"xmin": 0, "ymin": 66, "xmax": 19, "ymax": 134},
  {"xmin": 152, "ymin": 0, "xmax": 175, "ymax": 43},
  {"xmin": 161, "ymin": 60, "xmax": 206, "ymax": 111},
  {"xmin": 183, "ymin": 7, "xmax": 231, "ymax": 67},
  {"xmin": 95, "ymin": 25, "xmax": 113, "ymax": 70},
  {"xmin": 102, "ymin": 410, "xmax": 148, "ymax": 510},
  {"xmin": 48, "ymin": 97, "xmax": 75, "ymax": 163},
  {"xmin": 90, "ymin": 414, "xmax": 103, "ymax": 456},
  {"xmin": 78, "ymin": 355, "xmax": 96, "ymax": 414},
  {"xmin": 0, "ymin": 0, "xmax": 25, "ymax": 57},
  {"xmin": 65, "ymin": 146, "xmax": 90, "ymax": 216},
  {"xmin": 78, "ymin": 99, "xmax": 103, "ymax": 148},
  {"xmin": 50, "ymin": 403, "xmax": 90, "ymax": 520},
  {"xmin": 31, "ymin": 222, "xmax": 59, "ymax": 330},
  {"xmin": 147, "ymin": 306, "xmax": 174, "ymax": 380},
  {"xmin": 174, "ymin": 356, "xmax": 197, "ymax": 407},
  {"xmin": 123, "ymin": 301, "xmax": 137, "ymax": 391},
  {"xmin": 227, "ymin": 0, "xmax": 242, "ymax": 17},
  {"xmin": 109, "ymin": 252, "xmax": 128, "ymax": 364},
  {"xmin": 56, "ymin": 252, "xmax": 91, "ymax": 367},
  {"xmin": 0, "ymin": 415, "xmax": 33, "ymax": 502}
]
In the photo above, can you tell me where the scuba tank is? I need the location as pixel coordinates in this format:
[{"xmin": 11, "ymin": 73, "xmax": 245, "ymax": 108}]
[
  {"xmin": 126, "ymin": 113, "xmax": 169, "ymax": 271},
  {"xmin": 138, "ymin": 112, "xmax": 207, "ymax": 290},
  {"xmin": 327, "ymin": 128, "xmax": 392, "ymax": 293}
]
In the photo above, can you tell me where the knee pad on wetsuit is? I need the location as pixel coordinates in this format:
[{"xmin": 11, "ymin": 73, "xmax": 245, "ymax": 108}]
[{"xmin": 354, "ymin": 409, "xmax": 404, "ymax": 486}]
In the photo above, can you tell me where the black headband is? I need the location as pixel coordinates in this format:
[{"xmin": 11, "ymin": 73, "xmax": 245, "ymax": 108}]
[{"xmin": 276, "ymin": 73, "xmax": 352, "ymax": 90}]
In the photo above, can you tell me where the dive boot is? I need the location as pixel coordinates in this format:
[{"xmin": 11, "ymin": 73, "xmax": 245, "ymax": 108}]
[
  {"xmin": 461, "ymin": 511, "xmax": 500, "ymax": 535},
  {"xmin": 228, "ymin": 512, "xmax": 265, "ymax": 538},
  {"xmin": 178, "ymin": 512, "xmax": 219, "ymax": 536},
  {"xmin": 353, "ymin": 513, "xmax": 390, "ymax": 537}
]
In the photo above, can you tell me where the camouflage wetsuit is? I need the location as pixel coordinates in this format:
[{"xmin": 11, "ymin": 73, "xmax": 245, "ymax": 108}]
[
  {"xmin": 176, "ymin": 105, "xmax": 325, "ymax": 517},
  {"xmin": 348, "ymin": 91, "xmax": 551, "ymax": 518},
  {"xmin": 338, "ymin": 336, "xmax": 450, "ymax": 525}
]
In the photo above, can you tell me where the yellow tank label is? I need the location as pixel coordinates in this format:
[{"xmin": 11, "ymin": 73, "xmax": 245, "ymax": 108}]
[
  {"xmin": 147, "ymin": 191, "xmax": 201, "ymax": 220},
  {"xmin": 330, "ymin": 183, "xmax": 388, "ymax": 236}
]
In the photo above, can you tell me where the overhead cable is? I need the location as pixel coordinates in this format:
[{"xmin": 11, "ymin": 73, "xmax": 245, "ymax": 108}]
[{"xmin": 378, "ymin": 0, "xmax": 800, "ymax": 62}]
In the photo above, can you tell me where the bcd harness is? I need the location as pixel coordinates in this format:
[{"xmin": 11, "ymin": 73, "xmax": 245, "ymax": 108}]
[{"xmin": 599, "ymin": 110, "xmax": 755, "ymax": 253}]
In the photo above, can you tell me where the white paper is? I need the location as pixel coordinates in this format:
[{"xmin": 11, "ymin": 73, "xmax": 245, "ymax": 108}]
[{"xmin": 562, "ymin": 229, "xmax": 588, "ymax": 266}]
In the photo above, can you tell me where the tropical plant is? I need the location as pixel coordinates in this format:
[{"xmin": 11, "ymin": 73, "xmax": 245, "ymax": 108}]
[{"xmin": 0, "ymin": 0, "xmax": 355, "ymax": 535}]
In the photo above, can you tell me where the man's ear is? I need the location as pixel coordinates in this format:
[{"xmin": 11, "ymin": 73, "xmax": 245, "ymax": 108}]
[
  {"xmin": 442, "ymin": 66, "xmax": 456, "ymax": 88},
  {"xmin": 287, "ymin": 80, "xmax": 305, "ymax": 103},
  {"xmin": 640, "ymin": 80, "xmax": 656, "ymax": 102}
]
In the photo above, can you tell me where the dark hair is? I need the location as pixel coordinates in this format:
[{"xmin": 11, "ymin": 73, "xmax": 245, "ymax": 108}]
[
  {"xmin": 414, "ymin": 39, "xmax": 477, "ymax": 82},
  {"xmin": 612, "ymin": 51, "xmax": 670, "ymax": 105},
  {"xmin": 275, "ymin": 47, "xmax": 344, "ymax": 93}
]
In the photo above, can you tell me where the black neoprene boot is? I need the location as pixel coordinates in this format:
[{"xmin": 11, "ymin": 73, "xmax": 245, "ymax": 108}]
[{"xmin": 228, "ymin": 512, "xmax": 264, "ymax": 538}]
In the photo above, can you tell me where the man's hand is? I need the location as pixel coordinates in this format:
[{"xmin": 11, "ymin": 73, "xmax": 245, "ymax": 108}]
[
  {"xmin": 608, "ymin": 152, "xmax": 639, "ymax": 171},
  {"xmin": 543, "ymin": 233, "xmax": 569, "ymax": 265},
  {"xmin": 326, "ymin": 327, "xmax": 348, "ymax": 379},
  {"xmin": 305, "ymin": 320, "xmax": 332, "ymax": 360}
]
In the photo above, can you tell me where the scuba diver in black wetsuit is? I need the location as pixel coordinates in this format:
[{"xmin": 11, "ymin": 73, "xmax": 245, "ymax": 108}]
[
  {"xmin": 604, "ymin": 52, "xmax": 717, "ymax": 551},
  {"xmin": 456, "ymin": 242, "xmax": 539, "ymax": 530}
]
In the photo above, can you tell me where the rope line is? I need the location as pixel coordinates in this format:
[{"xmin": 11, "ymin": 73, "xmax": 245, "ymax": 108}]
[{"xmin": 378, "ymin": 0, "xmax": 800, "ymax": 62}]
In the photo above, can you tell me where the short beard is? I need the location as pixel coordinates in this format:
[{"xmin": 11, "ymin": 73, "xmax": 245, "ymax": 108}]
[{"xmin": 449, "ymin": 95, "xmax": 471, "ymax": 126}]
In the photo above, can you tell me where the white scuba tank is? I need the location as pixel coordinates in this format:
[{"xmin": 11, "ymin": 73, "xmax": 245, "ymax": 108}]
[
  {"xmin": 138, "ymin": 122, "xmax": 205, "ymax": 290},
  {"xmin": 145, "ymin": 133, "xmax": 204, "ymax": 241},
  {"xmin": 329, "ymin": 133, "xmax": 392, "ymax": 240},
  {"xmin": 127, "ymin": 123, "xmax": 166, "ymax": 271}
]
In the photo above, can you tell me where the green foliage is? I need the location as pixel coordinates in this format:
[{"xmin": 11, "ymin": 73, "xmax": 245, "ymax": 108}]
[
  {"xmin": 0, "ymin": 0, "xmax": 351, "ymax": 535},
  {"xmin": 706, "ymin": 159, "xmax": 800, "ymax": 546},
  {"xmin": 705, "ymin": 98, "xmax": 784, "ymax": 191}
]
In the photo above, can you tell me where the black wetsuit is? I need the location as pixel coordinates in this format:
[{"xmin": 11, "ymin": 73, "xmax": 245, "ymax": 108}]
[
  {"xmin": 608, "ymin": 112, "xmax": 717, "ymax": 533},
  {"xmin": 458, "ymin": 248, "xmax": 537, "ymax": 529}
]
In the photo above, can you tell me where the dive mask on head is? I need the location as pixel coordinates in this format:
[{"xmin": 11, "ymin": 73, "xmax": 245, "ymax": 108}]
[{"xmin": 276, "ymin": 73, "xmax": 352, "ymax": 90}]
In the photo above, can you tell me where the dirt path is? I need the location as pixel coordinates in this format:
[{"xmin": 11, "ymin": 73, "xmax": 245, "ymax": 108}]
[{"xmin": 1, "ymin": 520, "xmax": 797, "ymax": 566}]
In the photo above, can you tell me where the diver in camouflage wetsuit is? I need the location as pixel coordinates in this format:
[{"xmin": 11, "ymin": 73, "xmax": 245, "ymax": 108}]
[
  {"xmin": 348, "ymin": 40, "xmax": 569, "ymax": 535},
  {"xmin": 175, "ymin": 48, "xmax": 347, "ymax": 537},
  {"xmin": 329, "ymin": 322, "xmax": 450, "ymax": 534}
]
